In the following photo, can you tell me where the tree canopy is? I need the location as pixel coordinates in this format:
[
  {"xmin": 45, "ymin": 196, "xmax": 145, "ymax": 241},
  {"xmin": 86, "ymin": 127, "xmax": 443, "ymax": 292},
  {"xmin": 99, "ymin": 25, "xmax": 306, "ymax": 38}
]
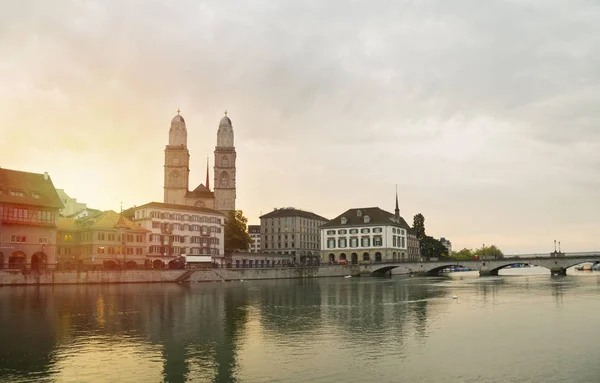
[
  {"xmin": 412, "ymin": 213, "xmax": 425, "ymax": 240},
  {"xmin": 420, "ymin": 236, "xmax": 448, "ymax": 258},
  {"xmin": 224, "ymin": 210, "xmax": 253, "ymax": 254},
  {"xmin": 448, "ymin": 245, "xmax": 504, "ymax": 259}
]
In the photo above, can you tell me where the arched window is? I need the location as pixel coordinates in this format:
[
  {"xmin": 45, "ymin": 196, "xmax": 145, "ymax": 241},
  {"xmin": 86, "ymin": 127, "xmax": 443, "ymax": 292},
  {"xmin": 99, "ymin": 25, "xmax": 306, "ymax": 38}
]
[
  {"xmin": 221, "ymin": 156, "xmax": 229, "ymax": 167},
  {"xmin": 220, "ymin": 171, "xmax": 229, "ymax": 188}
]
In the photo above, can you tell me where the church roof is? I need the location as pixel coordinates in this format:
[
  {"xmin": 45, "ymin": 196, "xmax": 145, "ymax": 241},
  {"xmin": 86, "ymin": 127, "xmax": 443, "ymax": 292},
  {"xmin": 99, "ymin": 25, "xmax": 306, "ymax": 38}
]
[
  {"xmin": 0, "ymin": 168, "xmax": 63, "ymax": 209},
  {"xmin": 219, "ymin": 115, "xmax": 232, "ymax": 127},
  {"xmin": 320, "ymin": 207, "xmax": 411, "ymax": 229},
  {"xmin": 186, "ymin": 183, "xmax": 214, "ymax": 199},
  {"xmin": 171, "ymin": 114, "xmax": 185, "ymax": 125}
]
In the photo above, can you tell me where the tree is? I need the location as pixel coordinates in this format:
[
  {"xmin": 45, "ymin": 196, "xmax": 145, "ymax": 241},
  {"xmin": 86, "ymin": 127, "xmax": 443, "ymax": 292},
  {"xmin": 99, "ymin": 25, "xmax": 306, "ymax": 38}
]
[
  {"xmin": 449, "ymin": 248, "xmax": 476, "ymax": 260},
  {"xmin": 412, "ymin": 213, "xmax": 425, "ymax": 240},
  {"xmin": 224, "ymin": 210, "xmax": 253, "ymax": 254},
  {"xmin": 474, "ymin": 245, "xmax": 504, "ymax": 259},
  {"xmin": 420, "ymin": 236, "xmax": 448, "ymax": 258}
]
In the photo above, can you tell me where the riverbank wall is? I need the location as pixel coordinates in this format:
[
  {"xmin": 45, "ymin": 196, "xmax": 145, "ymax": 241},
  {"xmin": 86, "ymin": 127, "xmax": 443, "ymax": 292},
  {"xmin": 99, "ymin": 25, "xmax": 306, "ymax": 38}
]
[{"xmin": 0, "ymin": 265, "xmax": 362, "ymax": 286}]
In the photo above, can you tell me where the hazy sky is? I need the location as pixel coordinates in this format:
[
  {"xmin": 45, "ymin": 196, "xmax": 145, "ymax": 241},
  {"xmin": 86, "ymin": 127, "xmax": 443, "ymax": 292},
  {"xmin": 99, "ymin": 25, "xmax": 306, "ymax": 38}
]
[{"xmin": 1, "ymin": 0, "xmax": 599, "ymax": 254}]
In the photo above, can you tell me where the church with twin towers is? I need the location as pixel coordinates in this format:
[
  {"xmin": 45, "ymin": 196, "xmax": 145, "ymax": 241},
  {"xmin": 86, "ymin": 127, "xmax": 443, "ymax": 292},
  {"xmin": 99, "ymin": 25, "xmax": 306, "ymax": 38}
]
[{"xmin": 163, "ymin": 110, "xmax": 236, "ymax": 215}]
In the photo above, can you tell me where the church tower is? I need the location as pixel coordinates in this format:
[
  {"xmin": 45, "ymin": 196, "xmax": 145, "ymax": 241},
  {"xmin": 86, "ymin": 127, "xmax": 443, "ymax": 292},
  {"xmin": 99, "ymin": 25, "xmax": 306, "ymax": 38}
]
[
  {"xmin": 164, "ymin": 110, "xmax": 190, "ymax": 205},
  {"xmin": 214, "ymin": 111, "xmax": 236, "ymax": 215}
]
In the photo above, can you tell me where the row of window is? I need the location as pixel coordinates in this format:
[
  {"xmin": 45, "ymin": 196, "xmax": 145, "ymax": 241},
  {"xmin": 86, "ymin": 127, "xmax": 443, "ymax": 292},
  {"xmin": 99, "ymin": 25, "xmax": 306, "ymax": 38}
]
[
  {"xmin": 136, "ymin": 210, "xmax": 222, "ymax": 224},
  {"xmin": 148, "ymin": 246, "xmax": 220, "ymax": 255},
  {"xmin": 327, "ymin": 236, "xmax": 384, "ymax": 249},
  {"xmin": 326, "ymin": 227, "xmax": 405, "ymax": 236},
  {"xmin": 150, "ymin": 222, "xmax": 222, "ymax": 233},
  {"xmin": 0, "ymin": 208, "xmax": 55, "ymax": 224},
  {"xmin": 264, "ymin": 242, "xmax": 319, "ymax": 250},
  {"xmin": 8, "ymin": 236, "xmax": 50, "ymax": 244},
  {"xmin": 264, "ymin": 234, "xmax": 319, "ymax": 241}
]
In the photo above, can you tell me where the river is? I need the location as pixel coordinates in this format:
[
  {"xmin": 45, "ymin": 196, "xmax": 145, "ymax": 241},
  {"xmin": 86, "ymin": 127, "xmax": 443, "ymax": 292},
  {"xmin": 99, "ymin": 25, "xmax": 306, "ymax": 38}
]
[{"xmin": 1, "ymin": 271, "xmax": 599, "ymax": 383}]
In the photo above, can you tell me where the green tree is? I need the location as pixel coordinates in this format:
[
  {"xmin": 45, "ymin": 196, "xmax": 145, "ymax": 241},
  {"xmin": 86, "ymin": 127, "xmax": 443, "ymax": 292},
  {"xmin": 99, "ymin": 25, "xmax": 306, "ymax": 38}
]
[
  {"xmin": 420, "ymin": 236, "xmax": 448, "ymax": 258},
  {"xmin": 224, "ymin": 210, "xmax": 253, "ymax": 254},
  {"xmin": 412, "ymin": 213, "xmax": 425, "ymax": 240},
  {"xmin": 474, "ymin": 244, "xmax": 504, "ymax": 259},
  {"xmin": 449, "ymin": 248, "xmax": 476, "ymax": 260}
]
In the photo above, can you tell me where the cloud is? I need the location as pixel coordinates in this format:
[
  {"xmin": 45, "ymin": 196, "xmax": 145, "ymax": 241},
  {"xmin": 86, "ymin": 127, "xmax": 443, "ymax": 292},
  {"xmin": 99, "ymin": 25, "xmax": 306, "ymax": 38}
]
[{"xmin": 1, "ymin": 0, "xmax": 599, "ymax": 252}]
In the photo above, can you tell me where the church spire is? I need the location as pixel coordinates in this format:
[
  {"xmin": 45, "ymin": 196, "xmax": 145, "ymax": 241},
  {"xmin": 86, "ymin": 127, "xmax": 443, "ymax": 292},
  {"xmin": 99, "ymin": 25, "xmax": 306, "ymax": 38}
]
[
  {"xmin": 206, "ymin": 156, "xmax": 210, "ymax": 191},
  {"xmin": 395, "ymin": 185, "xmax": 400, "ymax": 218}
]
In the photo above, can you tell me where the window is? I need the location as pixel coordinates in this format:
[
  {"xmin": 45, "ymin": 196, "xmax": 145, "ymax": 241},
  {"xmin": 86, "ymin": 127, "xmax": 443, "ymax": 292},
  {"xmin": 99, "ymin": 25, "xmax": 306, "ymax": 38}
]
[
  {"xmin": 373, "ymin": 236, "xmax": 383, "ymax": 246},
  {"xmin": 349, "ymin": 229, "xmax": 358, "ymax": 234},
  {"xmin": 361, "ymin": 228, "xmax": 370, "ymax": 234},
  {"xmin": 108, "ymin": 247, "xmax": 115, "ymax": 254},
  {"xmin": 338, "ymin": 229, "xmax": 347, "ymax": 235},
  {"xmin": 64, "ymin": 234, "xmax": 73, "ymax": 241},
  {"xmin": 363, "ymin": 215, "xmax": 370, "ymax": 223},
  {"xmin": 9, "ymin": 190, "xmax": 25, "ymax": 197},
  {"xmin": 39, "ymin": 237, "xmax": 48, "ymax": 244},
  {"xmin": 361, "ymin": 237, "xmax": 370, "ymax": 247},
  {"xmin": 373, "ymin": 227, "xmax": 383, "ymax": 233},
  {"xmin": 327, "ymin": 230, "xmax": 336, "ymax": 235},
  {"xmin": 393, "ymin": 236, "xmax": 397, "ymax": 247},
  {"xmin": 98, "ymin": 232, "xmax": 105, "ymax": 240},
  {"xmin": 338, "ymin": 238, "xmax": 347, "ymax": 248},
  {"xmin": 11, "ymin": 235, "xmax": 26, "ymax": 243},
  {"xmin": 341, "ymin": 217, "xmax": 347, "ymax": 224},
  {"xmin": 108, "ymin": 234, "xmax": 115, "ymax": 241},
  {"xmin": 32, "ymin": 192, "xmax": 40, "ymax": 198},
  {"xmin": 98, "ymin": 246, "xmax": 105, "ymax": 254},
  {"xmin": 356, "ymin": 210, "xmax": 362, "ymax": 217},
  {"xmin": 350, "ymin": 237, "xmax": 358, "ymax": 247}
]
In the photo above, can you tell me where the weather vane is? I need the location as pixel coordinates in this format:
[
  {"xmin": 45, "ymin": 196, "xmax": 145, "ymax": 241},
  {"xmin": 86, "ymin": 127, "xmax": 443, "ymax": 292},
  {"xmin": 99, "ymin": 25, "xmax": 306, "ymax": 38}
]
[
  {"xmin": 177, "ymin": 108, "xmax": 180, "ymax": 115},
  {"xmin": 224, "ymin": 109, "xmax": 228, "ymax": 115}
]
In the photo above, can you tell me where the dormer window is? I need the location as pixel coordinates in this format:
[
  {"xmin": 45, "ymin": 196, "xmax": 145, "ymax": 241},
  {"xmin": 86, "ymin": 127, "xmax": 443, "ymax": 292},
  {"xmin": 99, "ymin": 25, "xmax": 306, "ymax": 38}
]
[
  {"xmin": 32, "ymin": 192, "xmax": 40, "ymax": 199},
  {"xmin": 357, "ymin": 210, "xmax": 362, "ymax": 217},
  {"xmin": 364, "ymin": 215, "xmax": 370, "ymax": 223},
  {"xmin": 9, "ymin": 190, "xmax": 25, "ymax": 197},
  {"xmin": 341, "ymin": 217, "xmax": 347, "ymax": 224}
]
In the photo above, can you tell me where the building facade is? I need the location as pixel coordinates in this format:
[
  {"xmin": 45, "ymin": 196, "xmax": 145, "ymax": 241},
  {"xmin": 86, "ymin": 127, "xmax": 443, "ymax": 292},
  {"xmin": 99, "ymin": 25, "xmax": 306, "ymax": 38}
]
[
  {"xmin": 0, "ymin": 168, "xmax": 63, "ymax": 269},
  {"xmin": 248, "ymin": 225, "xmax": 261, "ymax": 253},
  {"xmin": 125, "ymin": 202, "xmax": 225, "ymax": 267},
  {"xmin": 56, "ymin": 189, "xmax": 87, "ymax": 217},
  {"xmin": 259, "ymin": 207, "xmax": 328, "ymax": 265},
  {"xmin": 439, "ymin": 237, "xmax": 452, "ymax": 255},
  {"xmin": 163, "ymin": 110, "xmax": 237, "ymax": 215},
  {"xmin": 320, "ymin": 204, "xmax": 415, "ymax": 264},
  {"xmin": 407, "ymin": 230, "xmax": 421, "ymax": 260},
  {"xmin": 229, "ymin": 252, "xmax": 294, "ymax": 268},
  {"xmin": 56, "ymin": 210, "xmax": 148, "ymax": 269}
]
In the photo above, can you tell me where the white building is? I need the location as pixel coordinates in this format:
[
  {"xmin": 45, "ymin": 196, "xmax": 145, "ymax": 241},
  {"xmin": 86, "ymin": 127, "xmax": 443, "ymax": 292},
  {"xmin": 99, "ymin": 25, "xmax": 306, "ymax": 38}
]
[
  {"xmin": 56, "ymin": 189, "xmax": 87, "ymax": 217},
  {"xmin": 125, "ymin": 202, "xmax": 225, "ymax": 267},
  {"xmin": 320, "ymin": 206, "xmax": 413, "ymax": 264},
  {"xmin": 248, "ymin": 225, "xmax": 261, "ymax": 253}
]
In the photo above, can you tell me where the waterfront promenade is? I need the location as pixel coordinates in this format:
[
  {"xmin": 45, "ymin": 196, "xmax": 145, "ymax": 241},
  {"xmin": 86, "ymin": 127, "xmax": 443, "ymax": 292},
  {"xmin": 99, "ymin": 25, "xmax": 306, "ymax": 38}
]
[{"xmin": 1, "ymin": 254, "xmax": 599, "ymax": 285}]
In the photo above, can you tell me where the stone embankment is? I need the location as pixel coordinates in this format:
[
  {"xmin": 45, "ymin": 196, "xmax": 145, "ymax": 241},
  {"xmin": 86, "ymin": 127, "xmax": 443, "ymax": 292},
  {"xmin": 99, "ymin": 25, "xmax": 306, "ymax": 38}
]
[{"xmin": 0, "ymin": 265, "xmax": 361, "ymax": 286}]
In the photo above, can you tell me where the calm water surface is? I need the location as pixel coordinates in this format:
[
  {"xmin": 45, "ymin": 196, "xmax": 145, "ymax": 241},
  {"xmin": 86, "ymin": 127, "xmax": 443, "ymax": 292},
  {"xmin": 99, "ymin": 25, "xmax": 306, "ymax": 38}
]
[{"xmin": 1, "ymin": 272, "xmax": 600, "ymax": 383}]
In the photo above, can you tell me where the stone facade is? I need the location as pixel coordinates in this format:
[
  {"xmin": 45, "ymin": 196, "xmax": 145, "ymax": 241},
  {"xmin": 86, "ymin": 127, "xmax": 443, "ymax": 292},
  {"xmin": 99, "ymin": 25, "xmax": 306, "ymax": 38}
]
[
  {"xmin": 260, "ymin": 207, "xmax": 328, "ymax": 265},
  {"xmin": 163, "ymin": 111, "xmax": 237, "ymax": 215},
  {"xmin": 213, "ymin": 114, "xmax": 236, "ymax": 215}
]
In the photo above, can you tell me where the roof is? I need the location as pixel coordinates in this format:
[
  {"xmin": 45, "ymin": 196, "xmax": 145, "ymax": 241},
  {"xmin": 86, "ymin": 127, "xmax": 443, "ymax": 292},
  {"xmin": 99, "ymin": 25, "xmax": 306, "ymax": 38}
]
[
  {"xmin": 186, "ymin": 184, "xmax": 214, "ymax": 199},
  {"xmin": 171, "ymin": 114, "xmax": 185, "ymax": 125},
  {"xmin": 219, "ymin": 115, "xmax": 232, "ymax": 127},
  {"xmin": 125, "ymin": 201, "xmax": 224, "ymax": 216},
  {"xmin": 58, "ymin": 210, "xmax": 149, "ymax": 233},
  {"xmin": 320, "ymin": 207, "xmax": 412, "ymax": 229},
  {"xmin": 0, "ymin": 168, "xmax": 63, "ymax": 209},
  {"xmin": 65, "ymin": 207, "xmax": 102, "ymax": 218},
  {"xmin": 248, "ymin": 225, "xmax": 261, "ymax": 234},
  {"xmin": 260, "ymin": 208, "xmax": 328, "ymax": 221}
]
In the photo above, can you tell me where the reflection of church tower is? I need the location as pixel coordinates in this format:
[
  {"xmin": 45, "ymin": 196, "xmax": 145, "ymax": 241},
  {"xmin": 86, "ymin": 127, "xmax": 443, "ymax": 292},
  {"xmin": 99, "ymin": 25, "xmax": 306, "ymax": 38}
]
[
  {"xmin": 164, "ymin": 110, "xmax": 190, "ymax": 204},
  {"xmin": 214, "ymin": 111, "xmax": 236, "ymax": 215}
]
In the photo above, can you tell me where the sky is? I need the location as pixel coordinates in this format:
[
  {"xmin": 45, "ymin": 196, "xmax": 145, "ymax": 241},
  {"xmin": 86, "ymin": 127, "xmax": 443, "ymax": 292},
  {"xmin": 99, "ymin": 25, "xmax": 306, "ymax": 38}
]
[{"xmin": 1, "ymin": 0, "xmax": 599, "ymax": 254}]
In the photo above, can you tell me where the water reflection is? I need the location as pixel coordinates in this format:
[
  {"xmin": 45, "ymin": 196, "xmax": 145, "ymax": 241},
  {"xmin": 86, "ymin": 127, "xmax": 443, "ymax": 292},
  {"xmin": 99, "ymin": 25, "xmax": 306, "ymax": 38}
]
[{"xmin": 0, "ymin": 275, "xmax": 597, "ymax": 383}]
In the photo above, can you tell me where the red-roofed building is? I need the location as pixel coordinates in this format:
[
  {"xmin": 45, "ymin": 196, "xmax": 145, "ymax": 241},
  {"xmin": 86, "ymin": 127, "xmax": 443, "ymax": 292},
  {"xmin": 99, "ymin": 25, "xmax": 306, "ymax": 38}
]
[{"xmin": 0, "ymin": 168, "xmax": 63, "ymax": 269}]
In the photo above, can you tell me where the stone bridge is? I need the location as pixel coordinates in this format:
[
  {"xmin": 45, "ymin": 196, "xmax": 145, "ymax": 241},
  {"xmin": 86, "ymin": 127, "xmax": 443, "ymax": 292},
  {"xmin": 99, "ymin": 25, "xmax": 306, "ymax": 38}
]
[{"xmin": 362, "ymin": 255, "xmax": 600, "ymax": 277}]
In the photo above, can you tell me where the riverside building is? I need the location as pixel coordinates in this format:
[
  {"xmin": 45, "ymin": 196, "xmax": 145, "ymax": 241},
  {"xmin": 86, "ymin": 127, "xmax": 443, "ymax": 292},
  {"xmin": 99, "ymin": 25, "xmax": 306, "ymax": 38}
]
[
  {"xmin": 125, "ymin": 202, "xmax": 225, "ymax": 267},
  {"xmin": 0, "ymin": 168, "xmax": 63, "ymax": 269},
  {"xmin": 259, "ymin": 207, "xmax": 328, "ymax": 265},
  {"xmin": 320, "ymin": 195, "xmax": 418, "ymax": 264}
]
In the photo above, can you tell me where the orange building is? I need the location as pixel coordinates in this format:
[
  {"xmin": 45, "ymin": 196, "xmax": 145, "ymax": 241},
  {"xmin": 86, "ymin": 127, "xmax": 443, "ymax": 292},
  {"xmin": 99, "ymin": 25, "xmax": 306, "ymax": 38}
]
[{"xmin": 0, "ymin": 168, "xmax": 63, "ymax": 269}]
